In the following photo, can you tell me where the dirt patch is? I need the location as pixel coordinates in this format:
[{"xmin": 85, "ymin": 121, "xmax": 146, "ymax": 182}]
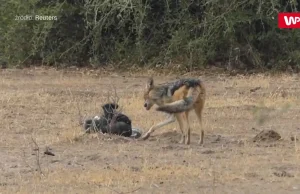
[{"xmin": 0, "ymin": 69, "xmax": 300, "ymax": 194}]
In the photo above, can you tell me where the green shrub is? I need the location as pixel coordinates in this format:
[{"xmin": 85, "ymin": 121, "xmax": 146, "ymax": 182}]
[{"xmin": 1, "ymin": 0, "xmax": 300, "ymax": 71}]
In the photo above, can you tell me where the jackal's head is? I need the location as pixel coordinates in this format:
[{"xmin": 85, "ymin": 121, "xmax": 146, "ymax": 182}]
[
  {"xmin": 143, "ymin": 77, "xmax": 155, "ymax": 110},
  {"xmin": 144, "ymin": 78, "xmax": 172, "ymax": 110},
  {"xmin": 143, "ymin": 77, "xmax": 169, "ymax": 110}
]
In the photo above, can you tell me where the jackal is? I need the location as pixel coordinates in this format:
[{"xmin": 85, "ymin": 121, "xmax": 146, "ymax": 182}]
[{"xmin": 142, "ymin": 77, "xmax": 206, "ymax": 145}]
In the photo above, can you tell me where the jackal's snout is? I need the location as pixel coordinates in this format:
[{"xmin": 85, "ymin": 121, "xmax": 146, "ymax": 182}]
[{"xmin": 143, "ymin": 101, "xmax": 151, "ymax": 110}]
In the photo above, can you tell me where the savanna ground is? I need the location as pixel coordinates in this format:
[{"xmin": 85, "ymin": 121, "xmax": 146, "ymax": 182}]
[{"xmin": 0, "ymin": 68, "xmax": 300, "ymax": 194}]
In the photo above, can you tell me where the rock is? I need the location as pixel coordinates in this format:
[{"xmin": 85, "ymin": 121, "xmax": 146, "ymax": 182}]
[
  {"xmin": 44, "ymin": 147, "xmax": 55, "ymax": 156},
  {"xmin": 253, "ymin": 130, "xmax": 281, "ymax": 142},
  {"xmin": 202, "ymin": 150, "xmax": 215, "ymax": 154},
  {"xmin": 291, "ymin": 136, "xmax": 298, "ymax": 141},
  {"xmin": 273, "ymin": 170, "xmax": 294, "ymax": 178},
  {"xmin": 250, "ymin": 87, "xmax": 261, "ymax": 93}
]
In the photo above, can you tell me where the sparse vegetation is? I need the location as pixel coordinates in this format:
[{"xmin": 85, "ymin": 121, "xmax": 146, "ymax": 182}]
[{"xmin": 1, "ymin": 0, "xmax": 300, "ymax": 71}]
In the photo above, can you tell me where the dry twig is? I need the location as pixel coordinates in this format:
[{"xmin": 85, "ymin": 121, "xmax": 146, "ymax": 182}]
[{"xmin": 31, "ymin": 136, "xmax": 44, "ymax": 176}]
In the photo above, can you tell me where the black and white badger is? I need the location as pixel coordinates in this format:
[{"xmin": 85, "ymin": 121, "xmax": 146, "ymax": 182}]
[{"xmin": 83, "ymin": 103, "xmax": 141, "ymax": 138}]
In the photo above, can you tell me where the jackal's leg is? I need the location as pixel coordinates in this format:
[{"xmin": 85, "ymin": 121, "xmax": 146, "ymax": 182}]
[
  {"xmin": 194, "ymin": 104, "xmax": 204, "ymax": 145},
  {"xmin": 175, "ymin": 113, "xmax": 185, "ymax": 144},
  {"xmin": 141, "ymin": 114, "xmax": 175, "ymax": 140},
  {"xmin": 185, "ymin": 111, "xmax": 191, "ymax": 145}
]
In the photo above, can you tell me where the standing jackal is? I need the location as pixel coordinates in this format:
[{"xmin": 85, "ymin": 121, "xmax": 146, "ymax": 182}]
[{"xmin": 142, "ymin": 77, "xmax": 206, "ymax": 145}]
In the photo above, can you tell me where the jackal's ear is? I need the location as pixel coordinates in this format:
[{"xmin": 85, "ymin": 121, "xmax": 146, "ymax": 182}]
[{"xmin": 146, "ymin": 77, "xmax": 154, "ymax": 90}]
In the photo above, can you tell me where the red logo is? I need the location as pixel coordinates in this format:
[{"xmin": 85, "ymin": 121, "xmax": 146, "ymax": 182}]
[{"xmin": 278, "ymin": 13, "xmax": 300, "ymax": 28}]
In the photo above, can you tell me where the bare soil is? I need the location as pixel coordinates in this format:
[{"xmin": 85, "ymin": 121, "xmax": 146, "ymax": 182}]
[{"xmin": 0, "ymin": 68, "xmax": 300, "ymax": 194}]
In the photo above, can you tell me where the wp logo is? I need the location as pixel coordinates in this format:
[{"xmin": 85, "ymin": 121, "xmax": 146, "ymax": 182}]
[{"xmin": 278, "ymin": 13, "xmax": 300, "ymax": 28}]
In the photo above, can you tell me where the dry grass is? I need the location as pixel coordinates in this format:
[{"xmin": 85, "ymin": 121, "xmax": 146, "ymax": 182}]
[{"xmin": 0, "ymin": 68, "xmax": 300, "ymax": 194}]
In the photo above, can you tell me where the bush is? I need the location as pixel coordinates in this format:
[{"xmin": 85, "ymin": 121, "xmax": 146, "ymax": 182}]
[{"xmin": 1, "ymin": 0, "xmax": 300, "ymax": 71}]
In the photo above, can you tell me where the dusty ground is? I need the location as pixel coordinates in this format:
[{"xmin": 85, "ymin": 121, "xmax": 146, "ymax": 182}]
[{"xmin": 0, "ymin": 68, "xmax": 300, "ymax": 194}]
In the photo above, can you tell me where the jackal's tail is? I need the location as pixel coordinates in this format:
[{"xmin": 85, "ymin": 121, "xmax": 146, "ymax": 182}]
[{"xmin": 156, "ymin": 82, "xmax": 205, "ymax": 114}]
